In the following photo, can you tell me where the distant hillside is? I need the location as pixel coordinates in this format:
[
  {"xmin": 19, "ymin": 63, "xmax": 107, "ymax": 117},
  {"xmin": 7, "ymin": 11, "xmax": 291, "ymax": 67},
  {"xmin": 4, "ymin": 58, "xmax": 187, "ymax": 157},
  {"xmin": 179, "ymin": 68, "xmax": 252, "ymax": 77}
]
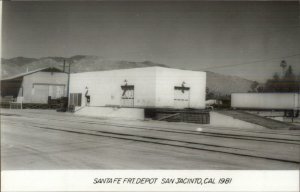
[
  {"xmin": 1, "ymin": 55, "xmax": 253, "ymax": 96},
  {"xmin": 1, "ymin": 55, "xmax": 168, "ymax": 77},
  {"xmin": 1, "ymin": 57, "xmax": 38, "ymax": 77},
  {"xmin": 206, "ymin": 71, "xmax": 253, "ymax": 96}
]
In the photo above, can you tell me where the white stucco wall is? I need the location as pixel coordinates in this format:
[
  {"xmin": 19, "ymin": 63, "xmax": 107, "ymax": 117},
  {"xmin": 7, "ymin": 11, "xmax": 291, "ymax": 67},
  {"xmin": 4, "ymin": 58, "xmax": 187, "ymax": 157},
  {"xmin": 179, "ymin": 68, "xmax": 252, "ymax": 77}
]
[
  {"xmin": 70, "ymin": 67, "xmax": 206, "ymax": 109},
  {"xmin": 231, "ymin": 93, "xmax": 300, "ymax": 110},
  {"xmin": 70, "ymin": 67, "xmax": 157, "ymax": 107},
  {"xmin": 21, "ymin": 72, "xmax": 68, "ymax": 103},
  {"xmin": 155, "ymin": 67, "xmax": 206, "ymax": 109}
]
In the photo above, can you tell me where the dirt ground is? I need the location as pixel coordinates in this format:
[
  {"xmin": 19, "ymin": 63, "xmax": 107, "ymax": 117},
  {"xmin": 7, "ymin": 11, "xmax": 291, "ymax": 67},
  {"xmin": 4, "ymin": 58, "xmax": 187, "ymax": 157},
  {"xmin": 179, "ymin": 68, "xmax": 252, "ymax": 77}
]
[{"xmin": 1, "ymin": 109, "xmax": 299, "ymax": 170}]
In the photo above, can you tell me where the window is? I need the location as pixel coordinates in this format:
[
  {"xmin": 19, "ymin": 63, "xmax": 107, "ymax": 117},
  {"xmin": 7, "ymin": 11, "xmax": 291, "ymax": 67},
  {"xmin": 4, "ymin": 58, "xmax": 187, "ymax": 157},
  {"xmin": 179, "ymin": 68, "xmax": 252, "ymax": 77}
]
[{"xmin": 70, "ymin": 93, "xmax": 82, "ymax": 106}]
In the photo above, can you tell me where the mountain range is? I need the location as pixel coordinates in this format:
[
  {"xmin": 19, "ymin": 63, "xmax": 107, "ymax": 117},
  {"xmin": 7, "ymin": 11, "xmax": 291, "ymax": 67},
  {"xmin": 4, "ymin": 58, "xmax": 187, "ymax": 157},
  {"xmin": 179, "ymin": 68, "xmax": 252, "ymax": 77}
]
[{"xmin": 1, "ymin": 55, "xmax": 253, "ymax": 96}]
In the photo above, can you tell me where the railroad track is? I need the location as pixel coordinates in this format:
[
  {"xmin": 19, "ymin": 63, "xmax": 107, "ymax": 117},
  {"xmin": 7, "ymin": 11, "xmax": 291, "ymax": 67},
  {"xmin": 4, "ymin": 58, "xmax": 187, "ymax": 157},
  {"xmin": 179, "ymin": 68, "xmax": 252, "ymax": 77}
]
[
  {"xmin": 3, "ymin": 115, "xmax": 300, "ymax": 145},
  {"xmin": 3, "ymin": 117, "xmax": 300, "ymax": 164},
  {"xmin": 13, "ymin": 110, "xmax": 300, "ymax": 135},
  {"xmin": 9, "ymin": 113, "xmax": 300, "ymax": 144},
  {"xmin": 4, "ymin": 111, "xmax": 300, "ymax": 138}
]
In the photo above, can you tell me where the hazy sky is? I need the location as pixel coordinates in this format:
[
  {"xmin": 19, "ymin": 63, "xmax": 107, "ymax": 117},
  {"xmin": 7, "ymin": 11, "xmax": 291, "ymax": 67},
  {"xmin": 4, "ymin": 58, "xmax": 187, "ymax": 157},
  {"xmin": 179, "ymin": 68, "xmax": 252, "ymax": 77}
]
[{"xmin": 2, "ymin": 1, "xmax": 300, "ymax": 82}]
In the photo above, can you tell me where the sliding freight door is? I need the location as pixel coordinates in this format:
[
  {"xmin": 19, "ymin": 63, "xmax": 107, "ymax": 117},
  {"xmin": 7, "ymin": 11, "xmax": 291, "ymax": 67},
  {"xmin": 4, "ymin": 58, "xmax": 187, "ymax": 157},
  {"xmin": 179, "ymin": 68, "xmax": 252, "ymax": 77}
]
[
  {"xmin": 121, "ymin": 85, "xmax": 134, "ymax": 107},
  {"xmin": 174, "ymin": 86, "xmax": 190, "ymax": 108}
]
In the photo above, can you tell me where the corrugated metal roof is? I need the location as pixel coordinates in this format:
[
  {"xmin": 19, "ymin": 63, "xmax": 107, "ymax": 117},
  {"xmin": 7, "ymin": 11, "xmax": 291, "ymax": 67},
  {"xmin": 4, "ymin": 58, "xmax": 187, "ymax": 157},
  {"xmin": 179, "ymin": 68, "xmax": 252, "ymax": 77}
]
[{"xmin": 1, "ymin": 67, "xmax": 65, "ymax": 81}]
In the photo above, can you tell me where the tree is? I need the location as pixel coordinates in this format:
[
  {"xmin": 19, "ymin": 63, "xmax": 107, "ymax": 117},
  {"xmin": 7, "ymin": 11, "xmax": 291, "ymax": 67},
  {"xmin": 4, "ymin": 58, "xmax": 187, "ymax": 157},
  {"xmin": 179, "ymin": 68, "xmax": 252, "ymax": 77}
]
[
  {"xmin": 206, "ymin": 87, "xmax": 215, "ymax": 100},
  {"xmin": 283, "ymin": 65, "xmax": 298, "ymax": 92},
  {"xmin": 273, "ymin": 73, "xmax": 280, "ymax": 81},
  {"xmin": 250, "ymin": 81, "xmax": 259, "ymax": 92},
  {"xmin": 285, "ymin": 65, "xmax": 294, "ymax": 78},
  {"xmin": 280, "ymin": 60, "xmax": 287, "ymax": 77},
  {"xmin": 264, "ymin": 63, "xmax": 299, "ymax": 92}
]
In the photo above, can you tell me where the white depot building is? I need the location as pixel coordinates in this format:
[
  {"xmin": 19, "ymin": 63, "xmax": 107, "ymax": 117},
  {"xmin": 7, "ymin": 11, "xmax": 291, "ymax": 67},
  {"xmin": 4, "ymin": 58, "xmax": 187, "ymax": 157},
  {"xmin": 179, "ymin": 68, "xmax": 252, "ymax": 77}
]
[{"xmin": 69, "ymin": 67, "xmax": 206, "ymax": 111}]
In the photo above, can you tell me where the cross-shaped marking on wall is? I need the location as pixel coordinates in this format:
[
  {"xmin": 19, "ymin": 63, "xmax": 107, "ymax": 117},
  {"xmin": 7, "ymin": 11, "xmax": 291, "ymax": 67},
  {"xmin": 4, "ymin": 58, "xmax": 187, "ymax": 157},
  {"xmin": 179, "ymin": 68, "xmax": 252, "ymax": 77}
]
[
  {"xmin": 174, "ymin": 81, "xmax": 190, "ymax": 93},
  {"xmin": 122, "ymin": 80, "xmax": 128, "ymax": 96},
  {"xmin": 121, "ymin": 80, "xmax": 134, "ymax": 97}
]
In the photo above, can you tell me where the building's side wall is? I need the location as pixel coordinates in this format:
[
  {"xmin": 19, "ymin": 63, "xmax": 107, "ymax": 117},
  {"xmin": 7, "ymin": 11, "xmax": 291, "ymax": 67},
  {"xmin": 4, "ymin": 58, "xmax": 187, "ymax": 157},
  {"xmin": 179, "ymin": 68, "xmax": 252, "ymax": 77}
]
[
  {"xmin": 69, "ymin": 68, "xmax": 156, "ymax": 107},
  {"xmin": 231, "ymin": 93, "xmax": 300, "ymax": 110},
  {"xmin": 22, "ymin": 72, "xmax": 68, "ymax": 103},
  {"xmin": 155, "ymin": 68, "xmax": 206, "ymax": 109}
]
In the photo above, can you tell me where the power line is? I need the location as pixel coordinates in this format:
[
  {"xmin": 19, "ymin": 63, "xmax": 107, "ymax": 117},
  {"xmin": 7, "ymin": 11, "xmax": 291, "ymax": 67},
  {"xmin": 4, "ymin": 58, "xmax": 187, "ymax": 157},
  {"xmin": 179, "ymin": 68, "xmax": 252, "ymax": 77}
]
[{"xmin": 201, "ymin": 53, "xmax": 300, "ymax": 70}]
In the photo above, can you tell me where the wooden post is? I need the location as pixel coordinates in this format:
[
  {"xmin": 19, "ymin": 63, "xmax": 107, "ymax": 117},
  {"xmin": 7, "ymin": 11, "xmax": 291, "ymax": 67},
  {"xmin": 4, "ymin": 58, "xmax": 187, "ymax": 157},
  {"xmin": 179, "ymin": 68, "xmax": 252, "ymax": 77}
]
[{"xmin": 63, "ymin": 60, "xmax": 66, "ymax": 72}]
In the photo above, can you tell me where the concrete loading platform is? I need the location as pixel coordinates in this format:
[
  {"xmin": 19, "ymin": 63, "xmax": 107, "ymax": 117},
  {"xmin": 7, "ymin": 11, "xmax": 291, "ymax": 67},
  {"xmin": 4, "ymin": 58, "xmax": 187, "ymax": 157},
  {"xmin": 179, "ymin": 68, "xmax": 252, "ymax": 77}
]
[
  {"xmin": 74, "ymin": 107, "xmax": 300, "ymax": 130},
  {"xmin": 74, "ymin": 106, "xmax": 210, "ymax": 124},
  {"xmin": 145, "ymin": 108, "xmax": 210, "ymax": 124},
  {"xmin": 74, "ymin": 106, "xmax": 145, "ymax": 120},
  {"xmin": 217, "ymin": 110, "xmax": 300, "ymax": 130}
]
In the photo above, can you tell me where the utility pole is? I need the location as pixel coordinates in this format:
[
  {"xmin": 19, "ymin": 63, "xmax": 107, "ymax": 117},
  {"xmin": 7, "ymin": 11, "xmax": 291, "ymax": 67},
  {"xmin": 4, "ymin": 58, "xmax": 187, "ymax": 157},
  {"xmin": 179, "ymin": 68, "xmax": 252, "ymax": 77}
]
[
  {"xmin": 63, "ymin": 60, "xmax": 66, "ymax": 72},
  {"xmin": 67, "ymin": 61, "xmax": 71, "ymax": 110}
]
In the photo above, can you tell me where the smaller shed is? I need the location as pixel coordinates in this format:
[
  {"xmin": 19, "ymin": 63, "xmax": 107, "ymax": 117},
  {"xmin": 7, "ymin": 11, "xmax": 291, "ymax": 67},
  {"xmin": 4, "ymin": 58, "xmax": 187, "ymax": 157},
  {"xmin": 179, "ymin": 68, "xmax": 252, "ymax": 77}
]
[{"xmin": 1, "ymin": 67, "xmax": 68, "ymax": 104}]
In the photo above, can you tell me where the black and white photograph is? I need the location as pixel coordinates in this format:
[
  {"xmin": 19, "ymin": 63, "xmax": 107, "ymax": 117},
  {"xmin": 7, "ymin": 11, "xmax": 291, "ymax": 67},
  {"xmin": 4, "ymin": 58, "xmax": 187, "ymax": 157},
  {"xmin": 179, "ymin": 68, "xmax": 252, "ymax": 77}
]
[{"xmin": 0, "ymin": 0, "xmax": 299, "ymax": 190}]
